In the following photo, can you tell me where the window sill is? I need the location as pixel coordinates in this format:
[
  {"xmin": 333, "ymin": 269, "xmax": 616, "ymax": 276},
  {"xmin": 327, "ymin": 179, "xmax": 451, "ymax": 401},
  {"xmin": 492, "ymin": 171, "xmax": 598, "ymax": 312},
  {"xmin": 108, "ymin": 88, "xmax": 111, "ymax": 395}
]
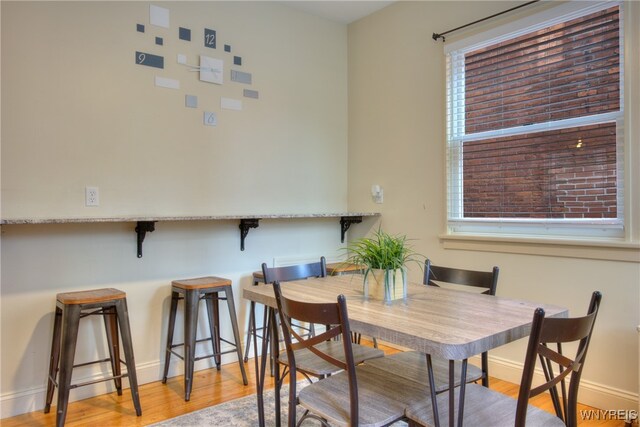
[{"xmin": 439, "ymin": 233, "xmax": 640, "ymax": 263}]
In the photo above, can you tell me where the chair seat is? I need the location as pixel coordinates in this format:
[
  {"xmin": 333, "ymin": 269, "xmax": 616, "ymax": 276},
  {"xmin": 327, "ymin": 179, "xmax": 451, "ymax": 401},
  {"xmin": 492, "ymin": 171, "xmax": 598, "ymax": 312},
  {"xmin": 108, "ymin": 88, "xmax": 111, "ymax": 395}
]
[
  {"xmin": 299, "ymin": 364, "xmax": 430, "ymax": 427},
  {"xmin": 278, "ymin": 340, "xmax": 384, "ymax": 376},
  {"xmin": 364, "ymin": 350, "xmax": 483, "ymax": 392},
  {"xmin": 406, "ymin": 383, "xmax": 565, "ymax": 427}
]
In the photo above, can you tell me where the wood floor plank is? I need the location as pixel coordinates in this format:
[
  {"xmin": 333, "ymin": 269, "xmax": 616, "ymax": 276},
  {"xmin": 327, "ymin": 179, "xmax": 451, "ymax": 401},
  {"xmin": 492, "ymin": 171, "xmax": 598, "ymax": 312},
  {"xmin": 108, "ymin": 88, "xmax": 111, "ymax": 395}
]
[{"xmin": 1, "ymin": 344, "xmax": 625, "ymax": 426}]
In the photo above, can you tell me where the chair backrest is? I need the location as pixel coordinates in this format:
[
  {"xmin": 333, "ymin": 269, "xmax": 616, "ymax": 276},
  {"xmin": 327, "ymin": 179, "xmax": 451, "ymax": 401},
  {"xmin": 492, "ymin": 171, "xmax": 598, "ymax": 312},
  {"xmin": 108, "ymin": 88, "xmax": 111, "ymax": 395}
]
[
  {"xmin": 273, "ymin": 282, "xmax": 359, "ymax": 426},
  {"xmin": 423, "ymin": 259, "xmax": 499, "ymax": 296},
  {"xmin": 262, "ymin": 257, "xmax": 327, "ymax": 284},
  {"xmin": 515, "ymin": 291, "xmax": 602, "ymax": 427}
]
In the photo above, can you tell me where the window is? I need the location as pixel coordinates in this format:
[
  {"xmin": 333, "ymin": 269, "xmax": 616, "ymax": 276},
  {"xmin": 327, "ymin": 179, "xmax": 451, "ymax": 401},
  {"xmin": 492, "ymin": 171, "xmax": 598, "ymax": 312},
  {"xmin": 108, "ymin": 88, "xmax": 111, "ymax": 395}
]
[{"xmin": 446, "ymin": 2, "xmax": 624, "ymax": 239}]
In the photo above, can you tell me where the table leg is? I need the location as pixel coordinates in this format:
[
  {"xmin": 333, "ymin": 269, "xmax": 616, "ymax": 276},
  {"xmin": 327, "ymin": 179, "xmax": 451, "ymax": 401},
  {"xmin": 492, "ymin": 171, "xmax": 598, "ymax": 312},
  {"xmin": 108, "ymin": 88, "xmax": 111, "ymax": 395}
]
[
  {"xmin": 425, "ymin": 355, "xmax": 471, "ymax": 427},
  {"xmin": 425, "ymin": 354, "xmax": 440, "ymax": 427},
  {"xmin": 457, "ymin": 359, "xmax": 468, "ymax": 427},
  {"xmin": 449, "ymin": 360, "xmax": 455, "ymax": 427},
  {"xmin": 255, "ymin": 305, "xmax": 270, "ymax": 427}
]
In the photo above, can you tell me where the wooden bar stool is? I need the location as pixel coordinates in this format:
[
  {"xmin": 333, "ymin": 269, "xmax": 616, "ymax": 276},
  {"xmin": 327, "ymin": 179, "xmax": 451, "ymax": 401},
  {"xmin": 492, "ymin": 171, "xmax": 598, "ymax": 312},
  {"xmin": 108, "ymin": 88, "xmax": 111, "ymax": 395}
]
[
  {"xmin": 326, "ymin": 262, "xmax": 364, "ymax": 276},
  {"xmin": 162, "ymin": 276, "xmax": 248, "ymax": 401},
  {"xmin": 243, "ymin": 271, "xmax": 268, "ymax": 363},
  {"xmin": 44, "ymin": 288, "xmax": 141, "ymax": 427}
]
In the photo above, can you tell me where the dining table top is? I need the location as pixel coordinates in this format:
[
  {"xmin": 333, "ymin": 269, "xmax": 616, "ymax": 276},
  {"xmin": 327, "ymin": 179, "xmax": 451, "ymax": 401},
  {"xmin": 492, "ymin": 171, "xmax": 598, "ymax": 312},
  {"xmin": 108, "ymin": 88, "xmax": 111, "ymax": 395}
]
[{"xmin": 242, "ymin": 274, "xmax": 568, "ymax": 360}]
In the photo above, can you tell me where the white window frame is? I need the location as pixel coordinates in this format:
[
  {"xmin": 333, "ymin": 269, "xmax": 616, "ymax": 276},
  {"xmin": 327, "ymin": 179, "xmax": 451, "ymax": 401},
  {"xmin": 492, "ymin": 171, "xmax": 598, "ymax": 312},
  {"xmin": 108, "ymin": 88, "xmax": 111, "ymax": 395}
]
[{"xmin": 445, "ymin": 1, "xmax": 626, "ymax": 241}]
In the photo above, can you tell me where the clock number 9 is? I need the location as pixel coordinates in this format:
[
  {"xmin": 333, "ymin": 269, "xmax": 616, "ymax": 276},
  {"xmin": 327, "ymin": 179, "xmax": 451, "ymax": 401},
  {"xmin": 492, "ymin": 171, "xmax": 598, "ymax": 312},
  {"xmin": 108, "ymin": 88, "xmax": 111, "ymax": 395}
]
[{"xmin": 135, "ymin": 51, "xmax": 164, "ymax": 69}]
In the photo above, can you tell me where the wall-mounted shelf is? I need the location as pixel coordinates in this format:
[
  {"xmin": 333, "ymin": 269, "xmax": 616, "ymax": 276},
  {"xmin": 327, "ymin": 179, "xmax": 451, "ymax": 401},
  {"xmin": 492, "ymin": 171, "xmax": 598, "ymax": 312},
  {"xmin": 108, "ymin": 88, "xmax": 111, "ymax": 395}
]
[{"xmin": 1, "ymin": 212, "xmax": 380, "ymax": 257}]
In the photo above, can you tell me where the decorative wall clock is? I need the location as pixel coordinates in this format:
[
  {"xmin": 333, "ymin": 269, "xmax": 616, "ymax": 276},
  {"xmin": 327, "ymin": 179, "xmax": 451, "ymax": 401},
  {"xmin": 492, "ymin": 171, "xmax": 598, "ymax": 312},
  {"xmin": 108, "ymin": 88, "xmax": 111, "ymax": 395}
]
[{"xmin": 135, "ymin": 4, "xmax": 258, "ymax": 127}]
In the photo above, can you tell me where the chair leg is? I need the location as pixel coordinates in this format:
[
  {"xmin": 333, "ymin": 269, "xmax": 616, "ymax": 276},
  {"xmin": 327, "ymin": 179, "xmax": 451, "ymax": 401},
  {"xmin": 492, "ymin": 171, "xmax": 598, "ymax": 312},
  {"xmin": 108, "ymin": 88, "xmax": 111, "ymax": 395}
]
[
  {"xmin": 481, "ymin": 351, "xmax": 489, "ymax": 388},
  {"xmin": 115, "ymin": 298, "xmax": 142, "ymax": 417},
  {"xmin": 270, "ymin": 308, "xmax": 282, "ymax": 427},
  {"xmin": 183, "ymin": 289, "xmax": 200, "ymax": 401},
  {"xmin": 204, "ymin": 293, "xmax": 220, "ymax": 370},
  {"xmin": 223, "ymin": 286, "xmax": 248, "ymax": 385},
  {"xmin": 56, "ymin": 304, "xmax": 81, "ymax": 427},
  {"xmin": 103, "ymin": 306, "xmax": 123, "ymax": 395},
  {"xmin": 243, "ymin": 300, "xmax": 256, "ymax": 363},
  {"xmin": 44, "ymin": 306, "xmax": 63, "ymax": 414},
  {"xmin": 162, "ymin": 291, "xmax": 179, "ymax": 384}
]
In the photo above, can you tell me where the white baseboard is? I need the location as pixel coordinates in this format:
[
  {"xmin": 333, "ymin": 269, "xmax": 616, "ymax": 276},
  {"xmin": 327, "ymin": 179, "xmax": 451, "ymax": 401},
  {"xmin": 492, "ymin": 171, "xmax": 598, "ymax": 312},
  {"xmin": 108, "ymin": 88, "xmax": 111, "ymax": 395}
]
[
  {"xmin": 374, "ymin": 342, "xmax": 638, "ymax": 412},
  {"xmin": 4, "ymin": 346, "xmax": 637, "ymax": 420},
  {"xmin": 486, "ymin": 355, "xmax": 639, "ymax": 411},
  {"xmin": 0, "ymin": 349, "xmax": 241, "ymax": 419}
]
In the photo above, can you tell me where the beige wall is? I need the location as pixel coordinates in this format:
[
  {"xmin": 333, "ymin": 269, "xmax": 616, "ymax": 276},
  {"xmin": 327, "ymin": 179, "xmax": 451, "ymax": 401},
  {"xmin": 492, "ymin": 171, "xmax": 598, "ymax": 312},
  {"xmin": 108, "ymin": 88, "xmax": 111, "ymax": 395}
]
[
  {"xmin": 348, "ymin": 0, "xmax": 639, "ymax": 411},
  {"xmin": 0, "ymin": 1, "xmax": 362, "ymax": 418},
  {"xmin": 1, "ymin": 1, "xmax": 348, "ymax": 218},
  {"xmin": 2, "ymin": 0, "xmax": 639, "ymax": 420}
]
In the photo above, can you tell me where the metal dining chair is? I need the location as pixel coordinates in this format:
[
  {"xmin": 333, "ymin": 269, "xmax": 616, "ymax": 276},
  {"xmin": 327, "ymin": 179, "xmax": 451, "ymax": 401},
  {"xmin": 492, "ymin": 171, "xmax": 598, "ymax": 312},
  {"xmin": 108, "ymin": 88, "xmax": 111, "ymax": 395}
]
[
  {"xmin": 273, "ymin": 281, "xmax": 427, "ymax": 427},
  {"xmin": 365, "ymin": 259, "xmax": 499, "ymax": 392},
  {"xmin": 262, "ymin": 258, "xmax": 384, "ymax": 425},
  {"xmin": 406, "ymin": 291, "xmax": 602, "ymax": 427}
]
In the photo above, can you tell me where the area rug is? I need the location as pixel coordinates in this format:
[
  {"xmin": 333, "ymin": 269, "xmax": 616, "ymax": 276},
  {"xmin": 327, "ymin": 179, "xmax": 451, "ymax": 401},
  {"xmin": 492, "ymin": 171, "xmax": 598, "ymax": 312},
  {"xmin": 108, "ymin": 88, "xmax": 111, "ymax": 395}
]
[
  {"xmin": 148, "ymin": 383, "xmax": 407, "ymax": 426},
  {"xmin": 148, "ymin": 383, "xmax": 309, "ymax": 426}
]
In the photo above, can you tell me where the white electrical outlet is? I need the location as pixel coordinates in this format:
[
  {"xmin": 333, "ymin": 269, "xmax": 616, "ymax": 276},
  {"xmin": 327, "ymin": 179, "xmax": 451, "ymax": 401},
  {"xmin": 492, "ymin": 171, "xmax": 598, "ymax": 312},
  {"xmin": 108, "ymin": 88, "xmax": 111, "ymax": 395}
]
[{"xmin": 85, "ymin": 186, "xmax": 99, "ymax": 207}]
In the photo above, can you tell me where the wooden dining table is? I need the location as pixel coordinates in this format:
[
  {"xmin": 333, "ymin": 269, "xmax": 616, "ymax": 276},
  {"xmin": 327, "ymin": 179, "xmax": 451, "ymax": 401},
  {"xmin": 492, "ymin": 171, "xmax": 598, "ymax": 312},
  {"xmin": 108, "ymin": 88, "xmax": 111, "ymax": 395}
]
[{"xmin": 243, "ymin": 274, "xmax": 568, "ymax": 427}]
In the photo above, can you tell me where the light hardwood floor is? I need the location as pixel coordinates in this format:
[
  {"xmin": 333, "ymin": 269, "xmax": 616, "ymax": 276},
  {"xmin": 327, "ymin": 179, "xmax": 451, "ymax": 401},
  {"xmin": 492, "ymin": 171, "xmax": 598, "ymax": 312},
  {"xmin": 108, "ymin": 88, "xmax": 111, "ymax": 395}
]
[{"xmin": 2, "ymin": 346, "xmax": 627, "ymax": 426}]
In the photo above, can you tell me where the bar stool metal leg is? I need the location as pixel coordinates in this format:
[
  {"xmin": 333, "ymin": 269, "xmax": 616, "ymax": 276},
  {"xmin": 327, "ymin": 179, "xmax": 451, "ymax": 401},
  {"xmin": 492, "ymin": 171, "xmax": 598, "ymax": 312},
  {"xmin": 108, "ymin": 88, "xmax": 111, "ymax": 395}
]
[
  {"xmin": 44, "ymin": 306, "xmax": 63, "ymax": 414},
  {"xmin": 183, "ymin": 289, "xmax": 200, "ymax": 401},
  {"xmin": 114, "ymin": 298, "xmax": 142, "ymax": 416},
  {"xmin": 204, "ymin": 293, "xmax": 221, "ymax": 370},
  {"xmin": 224, "ymin": 285, "xmax": 248, "ymax": 385},
  {"xmin": 103, "ymin": 306, "xmax": 123, "ymax": 395},
  {"xmin": 56, "ymin": 304, "xmax": 81, "ymax": 427},
  {"xmin": 162, "ymin": 291, "xmax": 179, "ymax": 384}
]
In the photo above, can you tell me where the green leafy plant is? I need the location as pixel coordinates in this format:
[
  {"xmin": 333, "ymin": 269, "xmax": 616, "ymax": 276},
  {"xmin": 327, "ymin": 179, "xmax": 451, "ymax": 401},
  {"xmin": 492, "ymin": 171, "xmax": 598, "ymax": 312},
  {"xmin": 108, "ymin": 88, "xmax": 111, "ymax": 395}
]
[{"xmin": 344, "ymin": 228, "xmax": 424, "ymax": 300}]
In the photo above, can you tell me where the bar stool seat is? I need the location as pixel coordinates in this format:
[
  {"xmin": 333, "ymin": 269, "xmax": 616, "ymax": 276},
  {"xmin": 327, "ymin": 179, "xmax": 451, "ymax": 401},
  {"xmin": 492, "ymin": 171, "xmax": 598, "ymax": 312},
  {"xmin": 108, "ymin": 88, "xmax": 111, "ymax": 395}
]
[
  {"xmin": 162, "ymin": 276, "xmax": 248, "ymax": 401},
  {"xmin": 44, "ymin": 288, "xmax": 141, "ymax": 427}
]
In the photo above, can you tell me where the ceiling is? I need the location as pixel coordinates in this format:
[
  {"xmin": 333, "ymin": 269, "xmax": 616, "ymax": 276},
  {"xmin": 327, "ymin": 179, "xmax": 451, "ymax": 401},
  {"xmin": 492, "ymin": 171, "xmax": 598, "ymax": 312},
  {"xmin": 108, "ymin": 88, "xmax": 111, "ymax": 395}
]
[{"xmin": 279, "ymin": 1, "xmax": 395, "ymax": 24}]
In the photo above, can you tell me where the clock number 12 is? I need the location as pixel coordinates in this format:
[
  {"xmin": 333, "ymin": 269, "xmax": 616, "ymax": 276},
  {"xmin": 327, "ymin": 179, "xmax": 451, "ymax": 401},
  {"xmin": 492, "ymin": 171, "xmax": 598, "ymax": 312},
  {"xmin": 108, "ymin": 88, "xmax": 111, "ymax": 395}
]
[{"xmin": 204, "ymin": 28, "xmax": 216, "ymax": 49}]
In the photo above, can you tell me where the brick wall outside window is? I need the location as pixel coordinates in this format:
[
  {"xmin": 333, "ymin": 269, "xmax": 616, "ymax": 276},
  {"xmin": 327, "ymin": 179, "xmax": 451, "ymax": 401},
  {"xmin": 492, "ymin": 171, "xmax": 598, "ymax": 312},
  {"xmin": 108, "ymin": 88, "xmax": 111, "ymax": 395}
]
[
  {"xmin": 463, "ymin": 123, "xmax": 617, "ymax": 218},
  {"xmin": 461, "ymin": 6, "xmax": 620, "ymax": 219}
]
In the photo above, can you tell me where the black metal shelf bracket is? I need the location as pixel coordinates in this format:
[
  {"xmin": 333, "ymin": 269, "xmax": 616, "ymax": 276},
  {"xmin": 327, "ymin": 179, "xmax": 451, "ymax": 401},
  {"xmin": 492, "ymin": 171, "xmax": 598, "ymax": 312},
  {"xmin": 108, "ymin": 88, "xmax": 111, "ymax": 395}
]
[
  {"xmin": 239, "ymin": 218, "xmax": 260, "ymax": 251},
  {"xmin": 135, "ymin": 221, "xmax": 156, "ymax": 258},
  {"xmin": 340, "ymin": 216, "xmax": 362, "ymax": 243}
]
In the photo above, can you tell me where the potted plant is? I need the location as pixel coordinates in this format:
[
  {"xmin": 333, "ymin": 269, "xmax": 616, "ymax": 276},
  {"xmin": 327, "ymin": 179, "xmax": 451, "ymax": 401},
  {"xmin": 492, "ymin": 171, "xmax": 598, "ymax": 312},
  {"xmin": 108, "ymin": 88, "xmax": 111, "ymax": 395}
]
[{"xmin": 345, "ymin": 228, "xmax": 424, "ymax": 303}]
